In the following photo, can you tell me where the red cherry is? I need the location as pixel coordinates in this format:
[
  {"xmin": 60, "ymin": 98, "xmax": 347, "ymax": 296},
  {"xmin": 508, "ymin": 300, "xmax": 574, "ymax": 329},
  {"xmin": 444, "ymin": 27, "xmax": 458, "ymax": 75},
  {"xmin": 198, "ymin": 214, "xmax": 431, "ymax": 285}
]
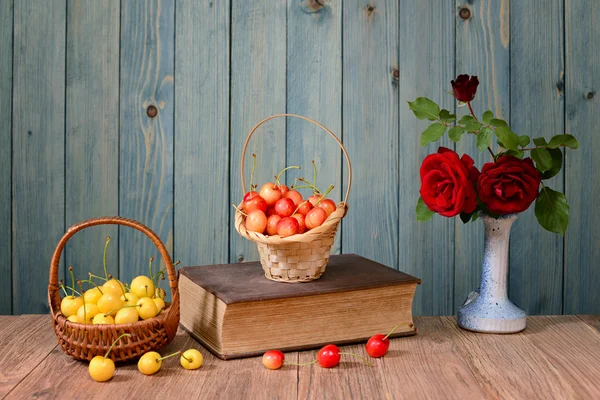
[
  {"xmin": 283, "ymin": 190, "xmax": 303, "ymax": 206},
  {"xmin": 274, "ymin": 198, "xmax": 295, "ymax": 218},
  {"xmin": 266, "ymin": 206, "xmax": 277, "ymax": 217},
  {"xmin": 245, "ymin": 210, "xmax": 267, "ymax": 234},
  {"xmin": 317, "ymin": 344, "xmax": 341, "ymax": 368},
  {"xmin": 243, "ymin": 191, "xmax": 259, "ymax": 202},
  {"xmin": 308, "ymin": 194, "xmax": 323, "ymax": 206},
  {"xmin": 276, "ymin": 217, "xmax": 299, "ymax": 238},
  {"xmin": 296, "ymin": 200, "xmax": 313, "ymax": 216},
  {"xmin": 244, "ymin": 195, "xmax": 267, "ymax": 214},
  {"xmin": 262, "ymin": 350, "xmax": 284, "ymax": 370},
  {"xmin": 305, "ymin": 207, "xmax": 327, "ymax": 230},
  {"xmin": 291, "ymin": 214, "xmax": 306, "ymax": 234},
  {"xmin": 279, "ymin": 185, "xmax": 290, "ymax": 195},
  {"xmin": 266, "ymin": 215, "xmax": 281, "ymax": 236},
  {"xmin": 318, "ymin": 199, "xmax": 336, "ymax": 217},
  {"xmin": 260, "ymin": 183, "xmax": 282, "ymax": 206},
  {"xmin": 365, "ymin": 334, "xmax": 389, "ymax": 358}
]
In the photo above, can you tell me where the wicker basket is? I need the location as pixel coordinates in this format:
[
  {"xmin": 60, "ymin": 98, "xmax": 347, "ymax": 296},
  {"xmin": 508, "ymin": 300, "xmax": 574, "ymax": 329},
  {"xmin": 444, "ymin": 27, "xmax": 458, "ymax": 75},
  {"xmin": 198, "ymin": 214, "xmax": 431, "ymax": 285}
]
[
  {"xmin": 48, "ymin": 217, "xmax": 180, "ymax": 362},
  {"xmin": 235, "ymin": 114, "xmax": 352, "ymax": 283}
]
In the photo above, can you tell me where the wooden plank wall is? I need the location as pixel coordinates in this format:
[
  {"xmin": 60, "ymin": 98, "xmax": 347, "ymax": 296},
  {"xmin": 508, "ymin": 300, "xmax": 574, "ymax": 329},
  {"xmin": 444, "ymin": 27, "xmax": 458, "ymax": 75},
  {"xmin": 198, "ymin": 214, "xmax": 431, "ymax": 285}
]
[{"xmin": 2, "ymin": 0, "xmax": 598, "ymax": 316}]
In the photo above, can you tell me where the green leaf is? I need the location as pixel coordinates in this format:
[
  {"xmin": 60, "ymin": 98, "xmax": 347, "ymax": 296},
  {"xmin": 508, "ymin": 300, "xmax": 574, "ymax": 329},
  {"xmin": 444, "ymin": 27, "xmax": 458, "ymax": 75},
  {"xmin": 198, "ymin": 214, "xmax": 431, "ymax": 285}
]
[
  {"xmin": 416, "ymin": 197, "xmax": 434, "ymax": 221},
  {"xmin": 548, "ymin": 134, "xmax": 579, "ymax": 149},
  {"xmin": 494, "ymin": 125, "xmax": 520, "ymax": 150},
  {"xmin": 460, "ymin": 212, "xmax": 473, "ymax": 224},
  {"xmin": 535, "ymin": 186, "xmax": 569, "ymax": 235},
  {"xmin": 518, "ymin": 135, "xmax": 530, "ymax": 147},
  {"xmin": 489, "ymin": 118, "xmax": 508, "ymax": 128},
  {"xmin": 541, "ymin": 148, "xmax": 563, "ymax": 179},
  {"xmin": 533, "ymin": 137, "xmax": 548, "ymax": 147},
  {"xmin": 482, "ymin": 110, "xmax": 493, "ymax": 125},
  {"xmin": 408, "ymin": 97, "xmax": 440, "ymax": 121},
  {"xmin": 471, "ymin": 212, "xmax": 479, "ymax": 222},
  {"xmin": 420, "ymin": 123, "xmax": 447, "ymax": 146},
  {"xmin": 458, "ymin": 115, "xmax": 476, "ymax": 125},
  {"xmin": 476, "ymin": 127, "xmax": 493, "ymax": 152},
  {"xmin": 439, "ymin": 109, "xmax": 456, "ymax": 123},
  {"xmin": 503, "ymin": 149, "xmax": 525, "ymax": 159},
  {"xmin": 464, "ymin": 121, "xmax": 482, "ymax": 133},
  {"xmin": 531, "ymin": 148, "xmax": 553, "ymax": 172},
  {"xmin": 448, "ymin": 126, "xmax": 465, "ymax": 142}
]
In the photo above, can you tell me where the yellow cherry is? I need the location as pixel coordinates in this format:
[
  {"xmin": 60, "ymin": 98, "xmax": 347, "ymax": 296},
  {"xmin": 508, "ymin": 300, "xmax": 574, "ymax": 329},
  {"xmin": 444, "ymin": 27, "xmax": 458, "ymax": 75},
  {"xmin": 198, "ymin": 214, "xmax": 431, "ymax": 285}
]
[
  {"xmin": 138, "ymin": 351, "xmax": 162, "ymax": 375},
  {"xmin": 97, "ymin": 292, "xmax": 123, "ymax": 316},
  {"xmin": 130, "ymin": 276, "xmax": 155, "ymax": 299},
  {"xmin": 77, "ymin": 303, "xmax": 100, "ymax": 324},
  {"xmin": 120, "ymin": 292, "xmax": 139, "ymax": 306},
  {"xmin": 180, "ymin": 349, "xmax": 203, "ymax": 370},
  {"xmin": 67, "ymin": 315, "xmax": 79, "ymax": 323},
  {"xmin": 137, "ymin": 297, "xmax": 158, "ymax": 320},
  {"xmin": 115, "ymin": 307, "xmax": 139, "ymax": 324},
  {"xmin": 88, "ymin": 333, "xmax": 130, "ymax": 382},
  {"xmin": 153, "ymin": 297, "xmax": 166, "ymax": 314},
  {"xmin": 83, "ymin": 287, "xmax": 103, "ymax": 304},
  {"xmin": 92, "ymin": 313, "xmax": 114, "ymax": 324},
  {"xmin": 102, "ymin": 279, "xmax": 126, "ymax": 297},
  {"xmin": 155, "ymin": 287, "xmax": 167, "ymax": 299},
  {"xmin": 61, "ymin": 295, "xmax": 83, "ymax": 318}
]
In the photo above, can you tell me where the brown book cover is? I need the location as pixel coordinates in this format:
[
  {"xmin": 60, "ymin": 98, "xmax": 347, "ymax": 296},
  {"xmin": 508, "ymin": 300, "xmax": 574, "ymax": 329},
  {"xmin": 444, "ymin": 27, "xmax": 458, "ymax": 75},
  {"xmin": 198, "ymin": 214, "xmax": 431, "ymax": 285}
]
[{"xmin": 179, "ymin": 254, "xmax": 421, "ymax": 360}]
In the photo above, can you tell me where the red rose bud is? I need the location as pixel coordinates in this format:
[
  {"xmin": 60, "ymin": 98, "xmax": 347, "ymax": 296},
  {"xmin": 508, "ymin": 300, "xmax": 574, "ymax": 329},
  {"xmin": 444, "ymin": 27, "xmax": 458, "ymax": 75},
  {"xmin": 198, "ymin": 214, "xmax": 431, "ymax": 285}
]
[
  {"xmin": 451, "ymin": 74, "xmax": 479, "ymax": 102},
  {"xmin": 477, "ymin": 156, "xmax": 541, "ymax": 215},
  {"xmin": 419, "ymin": 147, "xmax": 480, "ymax": 217}
]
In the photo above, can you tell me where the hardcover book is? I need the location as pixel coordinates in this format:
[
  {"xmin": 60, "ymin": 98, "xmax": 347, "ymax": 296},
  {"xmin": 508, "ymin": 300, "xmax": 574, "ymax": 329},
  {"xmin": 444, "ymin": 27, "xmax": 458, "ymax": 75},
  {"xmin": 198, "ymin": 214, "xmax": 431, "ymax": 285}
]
[{"xmin": 178, "ymin": 254, "xmax": 421, "ymax": 359}]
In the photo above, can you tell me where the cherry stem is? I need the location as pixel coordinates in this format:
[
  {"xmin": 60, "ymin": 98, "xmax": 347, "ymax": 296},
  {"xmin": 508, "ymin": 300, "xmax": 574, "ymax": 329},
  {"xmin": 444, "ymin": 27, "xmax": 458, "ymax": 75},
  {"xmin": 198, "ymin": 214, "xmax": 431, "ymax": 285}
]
[
  {"xmin": 292, "ymin": 200, "xmax": 310, "ymax": 216},
  {"xmin": 179, "ymin": 351, "xmax": 192, "ymax": 363},
  {"xmin": 81, "ymin": 278, "xmax": 104, "ymax": 295},
  {"xmin": 297, "ymin": 178, "xmax": 322, "ymax": 194},
  {"xmin": 312, "ymin": 160, "xmax": 317, "ymax": 190},
  {"xmin": 103, "ymin": 236, "xmax": 111, "ymax": 280},
  {"xmin": 275, "ymin": 166, "xmax": 301, "ymax": 187},
  {"xmin": 312, "ymin": 185, "xmax": 334, "ymax": 208},
  {"xmin": 232, "ymin": 203, "xmax": 248, "ymax": 217},
  {"xmin": 157, "ymin": 352, "xmax": 182, "ymax": 362},
  {"xmin": 60, "ymin": 284, "xmax": 82, "ymax": 297},
  {"xmin": 104, "ymin": 304, "xmax": 140, "ymax": 317},
  {"xmin": 284, "ymin": 359, "xmax": 318, "ymax": 367},
  {"xmin": 105, "ymin": 333, "xmax": 131, "ymax": 359},
  {"xmin": 249, "ymin": 153, "xmax": 257, "ymax": 192},
  {"xmin": 89, "ymin": 273, "xmax": 108, "ymax": 282},
  {"xmin": 59, "ymin": 283, "xmax": 68, "ymax": 297},
  {"xmin": 148, "ymin": 256, "xmax": 155, "ymax": 285},
  {"xmin": 338, "ymin": 352, "xmax": 373, "ymax": 367},
  {"xmin": 69, "ymin": 266, "xmax": 75, "ymax": 297}
]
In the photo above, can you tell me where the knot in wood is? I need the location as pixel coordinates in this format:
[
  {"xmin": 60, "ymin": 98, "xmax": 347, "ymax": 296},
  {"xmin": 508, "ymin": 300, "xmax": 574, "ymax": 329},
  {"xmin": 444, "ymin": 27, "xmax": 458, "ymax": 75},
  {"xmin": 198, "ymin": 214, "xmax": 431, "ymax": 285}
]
[
  {"xmin": 459, "ymin": 7, "xmax": 471, "ymax": 20},
  {"xmin": 146, "ymin": 105, "xmax": 158, "ymax": 118}
]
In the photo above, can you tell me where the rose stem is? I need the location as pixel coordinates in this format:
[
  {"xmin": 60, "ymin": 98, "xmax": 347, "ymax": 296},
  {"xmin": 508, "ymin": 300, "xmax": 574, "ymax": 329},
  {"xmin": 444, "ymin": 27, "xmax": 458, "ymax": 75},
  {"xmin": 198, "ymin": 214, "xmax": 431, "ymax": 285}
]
[{"xmin": 467, "ymin": 101, "xmax": 496, "ymax": 158}]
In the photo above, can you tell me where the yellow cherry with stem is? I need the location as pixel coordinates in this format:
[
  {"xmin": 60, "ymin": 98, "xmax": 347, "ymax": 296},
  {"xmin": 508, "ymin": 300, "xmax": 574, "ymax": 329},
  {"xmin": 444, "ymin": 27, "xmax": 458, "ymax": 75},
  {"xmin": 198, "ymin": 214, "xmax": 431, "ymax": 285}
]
[
  {"xmin": 97, "ymin": 292, "xmax": 123, "ymax": 316},
  {"xmin": 92, "ymin": 313, "xmax": 114, "ymax": 324},
  {"xmin": 153, "ymin": 297, "xmax": 165, "ymax": 314},
  {"xmin": 114, "ymin": 306, "xmax": 140, "ymax": 324},
  {"xmin": 77, "ymin": 303, "xmax": 100, "ymax": 324},
  {"xmin": 180, "ymin": 349, "xmax": 203, "ymax": 370},
  {"xmin": 136, "ymin": 297, "xmax": 158, "ymax": 320},
  {"xmin": 138, "ymin": 351, "xmax": 181, "ymax": 375},
  {"xmin": 130, "ymin": 276, "xmax": 155, "ymax": 299},
  {"xmin": 60, "ymin": 268, "xmax": 83, "ymax": 317},
  {"xmin": 89, "ymin": 333, "xmax": 131, "ymax": 382},
  {"xmin": 120, "ymin": 292, "xmax": 139, "ymax": 306},
  {"xmin": 103, "ymin": 275, "xmax": 126, "ymax": 297}
]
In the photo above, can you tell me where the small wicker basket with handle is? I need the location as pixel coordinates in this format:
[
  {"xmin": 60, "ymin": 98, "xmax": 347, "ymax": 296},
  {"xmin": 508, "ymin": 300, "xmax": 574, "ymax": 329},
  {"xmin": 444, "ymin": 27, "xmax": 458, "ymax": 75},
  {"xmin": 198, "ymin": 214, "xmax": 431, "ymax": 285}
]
[
  {"xmin": 48, "ymin": 217, "xmax": 180, "ymax": 362},
  {"xmin": 235, "ymin": 114, "xmax": 352, "ymax": 283}
]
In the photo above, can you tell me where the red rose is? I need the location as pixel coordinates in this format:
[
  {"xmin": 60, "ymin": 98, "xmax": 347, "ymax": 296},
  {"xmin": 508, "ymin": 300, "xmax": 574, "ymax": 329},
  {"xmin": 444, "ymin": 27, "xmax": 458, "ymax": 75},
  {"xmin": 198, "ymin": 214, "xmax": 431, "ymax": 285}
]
[
  {"xmin": 420, "ymin": 147, "xmax": 480, "ymax": 217},
  {"xmin": 451, "ymin": 74, "xmax": 479, "ymax": 102},
  {"xmin": 477, "ymin": 156, "xmax": 541, "ymax": 215}
]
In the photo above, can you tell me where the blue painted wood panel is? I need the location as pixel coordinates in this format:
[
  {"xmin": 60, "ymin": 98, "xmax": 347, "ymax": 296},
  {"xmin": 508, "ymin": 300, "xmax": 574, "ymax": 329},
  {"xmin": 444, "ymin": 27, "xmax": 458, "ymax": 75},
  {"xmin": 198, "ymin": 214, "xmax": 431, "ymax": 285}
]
[
  {"xmin": 0, "ymin": 1, "xmax": 13, "ymax": 314},
  {"xmin": 175, "ymin": 0, "xmax": 230, "ymax": 266},
  {"xmin": 12, "ymin": 0, "xmax": 66, "ymax": 314},
  {"xmin": 65, "ymin": 0, "xmax": 120, "ymax": 284},
  {"xmin": 119, "ymin": 0, "xmax": 175, "ymax": 283}
]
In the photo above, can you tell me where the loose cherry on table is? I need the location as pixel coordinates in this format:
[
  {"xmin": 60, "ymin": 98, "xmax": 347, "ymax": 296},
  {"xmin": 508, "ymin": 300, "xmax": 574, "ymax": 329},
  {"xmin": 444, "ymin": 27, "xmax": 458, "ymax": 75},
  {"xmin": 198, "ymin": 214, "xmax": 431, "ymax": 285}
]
[
  {"xmin": 262, "ymin": 345, "xmax": 372, "ymax": 370},
  {"xmin": 365, "ymin": 323, "xmax": 414, "ymax": 358},
  {"xmin": 88, "ymin": 333, "xmax": 131, "ymax": 382}
]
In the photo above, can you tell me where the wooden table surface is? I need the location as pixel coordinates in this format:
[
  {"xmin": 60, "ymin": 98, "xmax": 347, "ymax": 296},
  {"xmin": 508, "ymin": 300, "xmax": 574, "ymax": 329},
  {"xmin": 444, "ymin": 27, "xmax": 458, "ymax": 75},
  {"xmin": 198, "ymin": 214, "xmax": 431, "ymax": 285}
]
[{"xmin": 2, "ymin": 315, "xmax": 600, "ymax": 399}]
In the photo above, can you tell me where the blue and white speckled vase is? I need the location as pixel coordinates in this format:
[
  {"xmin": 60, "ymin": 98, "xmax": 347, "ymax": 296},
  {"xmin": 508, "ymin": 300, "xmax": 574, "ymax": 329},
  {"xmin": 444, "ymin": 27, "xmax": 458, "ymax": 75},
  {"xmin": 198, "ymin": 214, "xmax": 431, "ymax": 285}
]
[{"xmin": 457, "ymin": 212, "xmax": 526, "ymax": 333}]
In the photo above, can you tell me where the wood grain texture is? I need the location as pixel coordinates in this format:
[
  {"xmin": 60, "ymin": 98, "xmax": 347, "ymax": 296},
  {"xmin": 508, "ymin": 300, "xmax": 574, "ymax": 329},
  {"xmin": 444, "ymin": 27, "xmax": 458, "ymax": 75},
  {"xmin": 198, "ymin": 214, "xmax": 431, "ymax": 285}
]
[
  {"xmin": 342, "ymin": 0, "xmax": 398, "ymax": 268},
  {"xmin": 286, "ymin": 0, "xmax": 342, "ymax": 254},
  {"xmin": 12, "ymin": 0, "xmax": 66, "ymax": 314},
  {"xmin": 454, "ymin": 0, "xmax": 510, "ymax": 313},
  {"xmin": 65, "ymin": 0, "xmax": 119, "ymax": 283},
  {"xmin": 0, "ymin": 0, "xmax": 12, "ymax": 315},
  {"xmin": 509, "ymin": 0, "xmax": 564, "ymax": 315},
  {"xmin": 119, "ymin": 0, "xmax": 174, "ymax": 282},
  {"xmin": 229, "ymin": 0, "xmax": 286, "ymax": 263},
  {"xmin": 0, "ymin": 315, "xmax": 58, "ymax": 398},
  {"xmin": 174, "ymin": 0, "xmax": 230, "ymax": 267},
  {"xmin": 564, "ymin": 1, "xmax": 600, "ymax": 314},
  {"xmin": 398, "ymin": 0, "xmax": 455, "ymax": 315}
]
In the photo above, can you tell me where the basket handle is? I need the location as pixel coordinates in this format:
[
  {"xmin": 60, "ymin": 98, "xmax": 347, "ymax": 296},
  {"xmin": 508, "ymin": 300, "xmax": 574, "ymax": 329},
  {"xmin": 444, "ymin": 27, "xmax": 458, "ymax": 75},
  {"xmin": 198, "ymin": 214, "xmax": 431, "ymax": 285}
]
[
  {"xmin": 241, "ymin": 114, "xmax": 352, "ymax": 204},
  {"xmin": 48, "ymin": 217, "xmax": 178, "ymax": 321}
]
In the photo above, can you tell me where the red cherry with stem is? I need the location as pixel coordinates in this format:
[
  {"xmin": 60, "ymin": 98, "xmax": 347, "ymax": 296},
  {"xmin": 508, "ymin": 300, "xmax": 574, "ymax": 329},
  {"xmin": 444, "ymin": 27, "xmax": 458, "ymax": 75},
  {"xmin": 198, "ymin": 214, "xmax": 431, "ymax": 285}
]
[
  {"xmin": 276, "ymin": 217, "xmax": 299, "ymax": 237},
  {"xmin": 305, "ymin": 207, "xmax": 327, "ymax": 230},
  {"xmin": 266, "ymin": 215, "xmax": 281, "ymax": 236},
  {"xmin": 318, "ymin": 199, "xmax": 336, "ymax": 217},
  {"xmin": 279, "ymin": 185, "xmax": 289, "ymax": 195},
  {"xmin": 308, "ymin": 194, "xmax": 322, "ymax": 206},
  {"xmin": 316, "ymin": 344, "xmax": 373, "ymax": 368},
  {"xmin": 291, "ymin": 214, "xmax": 306, "ymax": 234},
  {"xmin": 244, "ymin": 195, "xmax": 267, "ymax": 214},
  {"xmin": 260, "ymin": 182, "xmax": 282, "ymax": 206},
  {"xmin": 274, "ymin": 166, "xmax": 301, "ymax": 192},
  {"xmin": 246, "ymin": 210, "xmax": 267, "ymax": 234},
  {"xmin": 294, "ymin": 200, "xmax": 313, "ymax": 216},
  {"xmin": 262, "ymin": 350, "xmax": 284, "ymax": 370},
  {"xmin": 365, "ymin": 323, "xmax": 414, "ymax": 358},
  {"xmin": 274, "ymin": 197, "xmax": 295, "ymax": 218},
  {"xmin": 283, "ymin": 190, "xmax": 303, "ymax": 206},
  {"xmin": 243, "ymin": 190, "xmax": 259, "ymax": 203}
]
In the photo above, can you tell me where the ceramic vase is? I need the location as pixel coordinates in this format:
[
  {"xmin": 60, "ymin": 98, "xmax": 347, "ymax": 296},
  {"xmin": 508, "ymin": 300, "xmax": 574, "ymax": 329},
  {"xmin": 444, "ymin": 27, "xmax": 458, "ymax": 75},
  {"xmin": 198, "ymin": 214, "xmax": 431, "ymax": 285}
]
[{"xmin": 457, "ymin": 212, "xmax": 526, "ymax": 333}]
